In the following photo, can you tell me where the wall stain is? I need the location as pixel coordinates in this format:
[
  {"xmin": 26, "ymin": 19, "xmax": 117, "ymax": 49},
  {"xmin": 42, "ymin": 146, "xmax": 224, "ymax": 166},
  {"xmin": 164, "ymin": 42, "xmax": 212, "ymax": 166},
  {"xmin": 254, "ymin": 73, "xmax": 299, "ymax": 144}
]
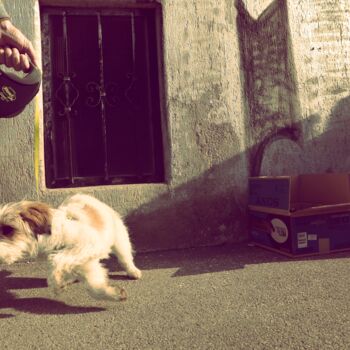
[{"xmin": 236, "ymin": 0, "xmax": 302, "ymax": 176}]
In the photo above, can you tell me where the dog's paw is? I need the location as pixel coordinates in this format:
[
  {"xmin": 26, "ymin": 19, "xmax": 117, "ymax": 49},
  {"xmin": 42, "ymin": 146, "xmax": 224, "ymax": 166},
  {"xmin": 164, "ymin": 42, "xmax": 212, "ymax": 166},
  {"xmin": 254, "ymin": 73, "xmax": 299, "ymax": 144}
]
[
  {"xmin": 47, "ymin": 276, "xmax": 63, "ymax": 295},
  {"xmin": 48, "ymin": 269, "xmax": 74, "ymax": 294},
  {"xmin": 127, "ymin": 267, "xmax": 142, "ymax": 280},
  {"xmin": 87, "ymin": 285, "xmax": 123, "ymax": 302}
]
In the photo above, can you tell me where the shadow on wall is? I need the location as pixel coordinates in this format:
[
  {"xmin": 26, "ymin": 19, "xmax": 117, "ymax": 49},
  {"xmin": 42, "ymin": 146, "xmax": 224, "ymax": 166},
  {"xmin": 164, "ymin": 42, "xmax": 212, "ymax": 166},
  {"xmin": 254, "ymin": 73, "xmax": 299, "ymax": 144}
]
[
  {"xmin": 127, "ymin": 0, "xmax": 298, "ymax": 251},
  {"xmin": 127, "ymin": 152, "xmax": 249, "ymax": 251},
  {"xmin": 126, "ymin": 0, "xmax": 350, "ymax": 251},
  {"xmin": 235, "ymin": 0, "xmax": 350, "ymax": 175},
  {"xmin": 235, "ymin": 0, "xmax": 303, "ymax": 176},
  {"xmin": 126, "ymin": 99, "xmax": 350, "ymax": 251}
]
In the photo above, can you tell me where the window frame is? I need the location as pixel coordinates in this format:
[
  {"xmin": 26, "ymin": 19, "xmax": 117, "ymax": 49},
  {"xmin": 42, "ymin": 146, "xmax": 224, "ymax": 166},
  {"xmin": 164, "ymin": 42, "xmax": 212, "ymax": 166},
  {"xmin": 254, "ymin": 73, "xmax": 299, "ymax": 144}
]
[{"xmin": 40, "ymin": 2, "xmax": 167, "ymax": 188}]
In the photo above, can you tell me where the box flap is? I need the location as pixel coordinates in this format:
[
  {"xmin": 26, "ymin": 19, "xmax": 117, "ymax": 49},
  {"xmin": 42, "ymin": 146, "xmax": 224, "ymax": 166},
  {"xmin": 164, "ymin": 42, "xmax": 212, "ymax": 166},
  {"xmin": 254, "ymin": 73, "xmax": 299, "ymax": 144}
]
[
  {"xmin": 293, "ymin": 173, "xmax": 350, "ymax": 208},
  {"xmin": 291, "ymin": 202, "xmax": 350, "ymax": 217},
  {"xmin": 249, "ymin": 173, "xmax": 350, "ymax": 212},
  {"xmin": 248, "ymin": 204, "xmax": 291, "ymax": 216}
]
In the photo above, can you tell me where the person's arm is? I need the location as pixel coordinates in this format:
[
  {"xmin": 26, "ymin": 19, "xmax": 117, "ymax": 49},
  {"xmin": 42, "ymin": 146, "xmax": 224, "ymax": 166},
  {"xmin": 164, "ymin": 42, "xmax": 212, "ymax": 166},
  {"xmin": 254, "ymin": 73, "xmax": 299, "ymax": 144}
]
[
  {"xmin": 0, "ymin": 3, "xmax": 10, "ymax": 21},
  {"xmin": 0, "ymin": 3, "xmax": 37, "ymax": 71}
]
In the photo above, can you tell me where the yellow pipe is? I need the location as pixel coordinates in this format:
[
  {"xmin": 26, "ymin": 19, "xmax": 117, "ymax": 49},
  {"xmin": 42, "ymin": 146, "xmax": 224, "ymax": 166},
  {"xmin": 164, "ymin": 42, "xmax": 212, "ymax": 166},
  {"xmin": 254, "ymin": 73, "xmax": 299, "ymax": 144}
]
[{"xmin": 34, "ymin": 95, "xmax": 40, "ymax": 196}]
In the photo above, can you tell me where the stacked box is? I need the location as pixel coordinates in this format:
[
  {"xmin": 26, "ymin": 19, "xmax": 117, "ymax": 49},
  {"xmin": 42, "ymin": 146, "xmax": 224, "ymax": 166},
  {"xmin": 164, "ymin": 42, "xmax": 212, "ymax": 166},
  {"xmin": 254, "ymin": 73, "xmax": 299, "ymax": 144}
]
[{"xmin": 248, "ymin": 173, "xmax": 350, "ymax": 257}]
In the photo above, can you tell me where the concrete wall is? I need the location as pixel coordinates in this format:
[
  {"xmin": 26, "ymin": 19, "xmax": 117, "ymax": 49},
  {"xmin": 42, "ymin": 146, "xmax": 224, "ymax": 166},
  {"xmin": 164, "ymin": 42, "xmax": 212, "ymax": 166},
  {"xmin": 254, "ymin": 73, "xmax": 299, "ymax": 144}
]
[
  {"xmin": 241, "ymin": 0, "xmax": 350, "ymax": 176},
  {"xmin": 0, "ymin": 0, "xmax": 350, "ymax": 251}
]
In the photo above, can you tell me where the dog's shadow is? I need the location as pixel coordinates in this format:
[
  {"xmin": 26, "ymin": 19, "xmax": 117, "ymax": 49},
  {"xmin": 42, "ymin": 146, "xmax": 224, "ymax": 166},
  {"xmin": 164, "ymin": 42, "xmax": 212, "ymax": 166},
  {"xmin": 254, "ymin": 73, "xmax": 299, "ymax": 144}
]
[{"xmin": 0, "ymin": 270, "xmax": 105, "ymax": 316}]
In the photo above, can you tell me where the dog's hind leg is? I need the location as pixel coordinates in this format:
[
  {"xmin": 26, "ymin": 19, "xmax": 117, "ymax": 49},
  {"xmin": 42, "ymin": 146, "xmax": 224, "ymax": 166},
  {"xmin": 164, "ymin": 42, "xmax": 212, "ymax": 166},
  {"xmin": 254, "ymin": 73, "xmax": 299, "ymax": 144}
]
[
  {"xmin": 77, "ymin": 259, "xmax": 124, "ymax": 301},
  {"xmin": 111, "ymin": 240, "xmax": 142, "ymax": 279},
  {"xmin": 110, "ymin": 218, "xmax": 142, "ymax": 279},
  {"xmin": 111, "ymin": 213, "xmax": 142, "ymax": 279}
]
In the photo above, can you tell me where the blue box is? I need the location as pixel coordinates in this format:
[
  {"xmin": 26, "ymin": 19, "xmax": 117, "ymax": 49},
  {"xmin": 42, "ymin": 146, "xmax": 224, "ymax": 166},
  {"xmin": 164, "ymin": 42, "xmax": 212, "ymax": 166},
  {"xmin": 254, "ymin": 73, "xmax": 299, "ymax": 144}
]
[
  {"xmin": 249, "ymin": 173, "xmax": 350, "ymax": 256},
  {"xmin": 249, "ymin": 177, "xmax": 291, "ymax": 210},
  {"xmin": 250, "ymin": 208, "xmax": 350, "ymax": 256}
]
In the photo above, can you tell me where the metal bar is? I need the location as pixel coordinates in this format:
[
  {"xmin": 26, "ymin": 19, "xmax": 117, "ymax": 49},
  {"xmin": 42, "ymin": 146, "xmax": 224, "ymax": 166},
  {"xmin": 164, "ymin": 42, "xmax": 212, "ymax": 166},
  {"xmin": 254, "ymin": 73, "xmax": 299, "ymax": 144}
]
[
  {"xmin": 97, "ymin": 13, "xmax": 109, "ymax": 180},
  {"xmin": 143, "ymin": 15, "xmax": 156, "ymax": 176},
  {"xmin": 62, "ymin": 12, "xmax": 76, "ymax": 184},
  {"xmin": 42, "ymin": 7, "xmax": 145, "ymax": 16},
  {"xmin": 43, "ymin": 13, "xmax": 59, "ymax": 183},
  {"xmin": 131, "ymin": 12, "xmax": 136, "ymax": 67},
  {"xmin": 129, "ymin": 12, "xmax": 141, "ymax": 177},
  {"xmin": 124, "ymin": 12, "xmax": 137, "ymax": 107}
]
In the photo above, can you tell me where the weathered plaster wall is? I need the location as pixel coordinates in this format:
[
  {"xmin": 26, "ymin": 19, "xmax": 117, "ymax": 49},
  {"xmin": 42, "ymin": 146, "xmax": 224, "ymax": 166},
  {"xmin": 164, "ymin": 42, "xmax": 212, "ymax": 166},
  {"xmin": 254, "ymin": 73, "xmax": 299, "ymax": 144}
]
[
  {"xmin": 136, "ymin": 0, "xmax": 249, "ymax": 250},
  {"xmin": 1, "ymin": 0, "xmax": 350, "ymax": 252},
  {"xmin": 237, "ymin": 0, "xmax": 301, "ymax": 176},
  {"xmin": 287, "ymin": 0, "xmax": 350, "ymax": 173},
  {"xmin": 241, "ymin": 0, "xmax": 350, "ymax": 176},
  {"xmin": 0, "ymin": 0, "xmax": 248, "ymax": 251},
  {"xmin": 0, "ymin": 0, "xmax": 37, "ymax": 201}
]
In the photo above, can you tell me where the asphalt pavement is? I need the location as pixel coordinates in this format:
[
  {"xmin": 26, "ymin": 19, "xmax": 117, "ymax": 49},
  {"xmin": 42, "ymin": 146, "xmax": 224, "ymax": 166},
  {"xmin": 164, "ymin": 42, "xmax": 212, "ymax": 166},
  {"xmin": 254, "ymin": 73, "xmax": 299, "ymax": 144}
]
[{"xmin": 1, "ymin": 243, "xmax": 350, "ymax": 349}]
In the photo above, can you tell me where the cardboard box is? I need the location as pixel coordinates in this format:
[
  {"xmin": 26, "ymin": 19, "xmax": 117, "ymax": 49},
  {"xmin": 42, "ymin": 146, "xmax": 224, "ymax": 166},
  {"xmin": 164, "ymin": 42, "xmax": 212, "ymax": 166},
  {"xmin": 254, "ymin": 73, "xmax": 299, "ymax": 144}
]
[{"xmin": 248, "ymin": 173, "xmax": 350, "ymax": 257}]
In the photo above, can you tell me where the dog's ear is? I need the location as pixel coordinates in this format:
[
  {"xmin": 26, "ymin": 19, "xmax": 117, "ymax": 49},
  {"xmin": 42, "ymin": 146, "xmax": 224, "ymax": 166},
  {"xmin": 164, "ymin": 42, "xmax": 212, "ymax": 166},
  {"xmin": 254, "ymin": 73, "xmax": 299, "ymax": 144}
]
[{"xmin": 20, "ymin": 202, "xmax": 52, "ymax": 236}]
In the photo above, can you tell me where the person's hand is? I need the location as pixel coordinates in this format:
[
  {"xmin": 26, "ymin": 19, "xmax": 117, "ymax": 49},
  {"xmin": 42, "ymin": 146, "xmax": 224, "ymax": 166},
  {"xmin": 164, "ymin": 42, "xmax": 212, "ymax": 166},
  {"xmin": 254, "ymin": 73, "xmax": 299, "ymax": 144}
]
[{"xmin": 0, "ymin": 19, "xmax": 37, "ymax": 71}]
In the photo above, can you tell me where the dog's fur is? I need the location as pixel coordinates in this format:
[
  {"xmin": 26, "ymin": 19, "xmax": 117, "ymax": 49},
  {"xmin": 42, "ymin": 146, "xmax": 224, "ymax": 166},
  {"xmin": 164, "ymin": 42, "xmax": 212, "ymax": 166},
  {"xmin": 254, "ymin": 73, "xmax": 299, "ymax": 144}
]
[{"xmin": 0, "ymin": 194, "xmax": 141, "ymax": 300}]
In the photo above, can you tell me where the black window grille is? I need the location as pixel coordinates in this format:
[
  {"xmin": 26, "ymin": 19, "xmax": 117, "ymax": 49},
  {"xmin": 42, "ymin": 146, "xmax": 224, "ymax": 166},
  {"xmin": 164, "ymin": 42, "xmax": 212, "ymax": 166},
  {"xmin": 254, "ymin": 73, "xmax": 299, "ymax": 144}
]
[{"xmin": 41, "ymin": 6, "xmax": 165, "ymax": 188}]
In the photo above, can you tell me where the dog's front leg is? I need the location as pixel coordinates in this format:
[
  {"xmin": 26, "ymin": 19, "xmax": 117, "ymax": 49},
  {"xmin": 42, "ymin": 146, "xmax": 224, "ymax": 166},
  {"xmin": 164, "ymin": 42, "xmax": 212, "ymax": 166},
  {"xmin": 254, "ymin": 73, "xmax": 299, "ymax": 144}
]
[
  {"xmin": 47, "ymin": 251, "xmax": 80, "ymax": 294},
  {"xmin": 48, "ymin": 252, "xmax": 123, "ymax": 301}
]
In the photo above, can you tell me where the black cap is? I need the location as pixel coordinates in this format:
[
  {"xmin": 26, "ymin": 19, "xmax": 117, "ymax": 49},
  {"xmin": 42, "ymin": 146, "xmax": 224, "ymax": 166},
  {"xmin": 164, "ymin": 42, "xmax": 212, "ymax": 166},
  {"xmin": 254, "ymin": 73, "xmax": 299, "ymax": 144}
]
[{"xmin": 0, "ymin": 62, "xmax": 41, "ymax": 118}]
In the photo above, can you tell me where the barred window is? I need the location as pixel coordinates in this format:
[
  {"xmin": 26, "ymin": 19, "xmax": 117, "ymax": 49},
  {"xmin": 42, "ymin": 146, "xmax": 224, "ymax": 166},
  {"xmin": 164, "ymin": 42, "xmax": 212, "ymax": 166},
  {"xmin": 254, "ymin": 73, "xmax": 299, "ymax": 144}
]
[{"xmin": 41, "ymin": 5, "xmax": 165, "ymax": 188}]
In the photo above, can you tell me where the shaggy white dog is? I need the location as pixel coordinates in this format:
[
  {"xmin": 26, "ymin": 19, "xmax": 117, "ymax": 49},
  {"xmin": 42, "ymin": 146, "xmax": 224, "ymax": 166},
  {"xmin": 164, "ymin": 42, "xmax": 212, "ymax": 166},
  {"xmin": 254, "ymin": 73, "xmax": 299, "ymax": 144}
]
[{"xmin": 0, "ymin": 194, "xmax": 141, "ymax": 301}]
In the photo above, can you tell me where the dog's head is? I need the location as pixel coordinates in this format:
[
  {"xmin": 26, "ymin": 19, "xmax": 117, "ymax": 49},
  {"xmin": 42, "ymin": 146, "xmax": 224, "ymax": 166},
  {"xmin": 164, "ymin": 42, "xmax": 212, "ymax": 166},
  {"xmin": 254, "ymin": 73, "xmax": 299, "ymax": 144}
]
[
  {"xmin": 18, "ymin": 201, "xmax": 52, "ymax": 237},
  {"xmin": 0, "ymin": 201, "xmax": 52, "ymax": 264}
]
